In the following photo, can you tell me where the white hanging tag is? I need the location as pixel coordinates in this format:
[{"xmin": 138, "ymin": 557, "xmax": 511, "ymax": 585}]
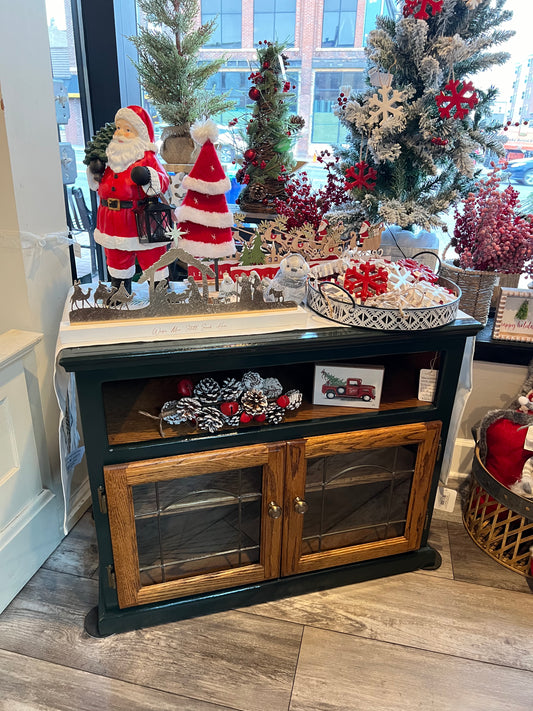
[
  {"xmin": 434, "ymin": 485, "xmax": 457, "ymax": 513},
  {"xmin": 419, "ymin": 368, "xmax": 438, "ymax": 401},
  {"xmin": 525, "ymin": 426, "xmax": 533, "ymax": 451}
]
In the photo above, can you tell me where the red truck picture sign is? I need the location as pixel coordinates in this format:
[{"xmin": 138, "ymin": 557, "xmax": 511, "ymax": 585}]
[{"xmin": 321, "ymin": 370, "xmax": 376, "ymax": 402}]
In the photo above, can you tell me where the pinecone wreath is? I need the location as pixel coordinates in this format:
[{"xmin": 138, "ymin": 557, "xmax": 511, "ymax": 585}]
[
  {"xmin": 194, "ymin": 377, "xmax": 221, "ymax": 404},
  {"xmin": 195, "ymin": 406, "xmax": 226, "ymax": 433},
  {"xmin": 241, "ymin": 388, "xmax": 268, "ymax": 416}
]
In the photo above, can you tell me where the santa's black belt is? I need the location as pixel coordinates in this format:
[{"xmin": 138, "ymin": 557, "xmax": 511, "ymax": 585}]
[{"xmin": 101, "ymin": 198, "xmax": 134, "ymax": 210}]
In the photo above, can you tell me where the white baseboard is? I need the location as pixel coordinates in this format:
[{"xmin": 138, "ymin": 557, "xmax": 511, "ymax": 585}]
[
  {"xmin": 0, "ymin": 490, "xmax": 62, "ymax": 613},
  {"xmin": 447, "ymin": 437, "xmax": 475, "ymax": 484}
]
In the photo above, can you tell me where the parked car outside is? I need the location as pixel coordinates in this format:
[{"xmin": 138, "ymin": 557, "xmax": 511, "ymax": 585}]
[{"xmin": 506, "ymin": 157, "xmax": 533, "ymax": 186}]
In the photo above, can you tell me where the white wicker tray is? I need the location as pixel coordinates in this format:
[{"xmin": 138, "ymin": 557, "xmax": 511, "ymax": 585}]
[{"xmin": 306, "ymin": 276, "xmax": 461, "ymax": 331}]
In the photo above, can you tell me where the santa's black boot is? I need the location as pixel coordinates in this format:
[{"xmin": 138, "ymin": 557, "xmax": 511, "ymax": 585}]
[{"xmin": 110, "ymin": 277, "xmax": 132, "ymax": 294}]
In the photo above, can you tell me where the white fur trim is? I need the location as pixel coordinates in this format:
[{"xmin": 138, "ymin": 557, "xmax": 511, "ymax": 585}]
[
  {"xmin": 176, "ymin": 204, "xmax": 234, "ymax": 228},
  {"xmin": 115, "ymin": 107, "xmax": 150, "ymax": 143},
  {"xmin": 178, "ymin": 237, "xmax": 236, "ymax": 259},
  {"xmin": 108, "ymin": 264, "xmax": 136, "ymax": 279},
  {"xmin": 154, "ymin": 266, "xmax": 170, "ymax": 279},
  {"xmin": 182, "ymin": 174, "xmax": 231, "ymax": 195},
  {"xmin": 144, "ymin": 167, "xmax": 161, "ymax": 194},
  {"xmin": 86, "ymin": 166, "xmax": 100, "ymax": 191},
  {"xmin": 94, "ymin": 229, "xmax": 170, "ymax": 251},
  {"xmin": 190, "ymin": 119, "xmax": 219, "ymax": 145}
]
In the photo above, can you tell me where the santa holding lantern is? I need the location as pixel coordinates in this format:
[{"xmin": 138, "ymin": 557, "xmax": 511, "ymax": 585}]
[{"xmin": 87, "ymin": 105, "xmax": 171, "ymax": 291}]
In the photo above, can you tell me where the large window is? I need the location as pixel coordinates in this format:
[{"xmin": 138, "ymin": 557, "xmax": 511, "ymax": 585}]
[
  {"xmin": 312, "ymin": 70, "xmax": 366, "ymax": 144},
  {"xmin": 254, "ymin": 0, "xmax": 297, "ymax": 48},
  {"xmin": 322, "ymin": 0, "xmax": 358, "ymax": 48},
  {"xmin": 202, "ymin": 0, "xmax": 241, "ymax": 48},
  {"xmin": 363, "ymin": 0, "xmax": 396, "ymax": 46}
]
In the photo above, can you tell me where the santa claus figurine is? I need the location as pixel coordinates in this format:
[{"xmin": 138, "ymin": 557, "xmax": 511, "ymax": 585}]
[{"xmin": 87, "ymin": 105, "xmax": 170, "ymax": 291}]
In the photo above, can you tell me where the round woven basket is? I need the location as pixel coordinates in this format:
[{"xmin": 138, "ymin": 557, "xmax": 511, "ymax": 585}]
[
  {"xmin": 440, "ymin": 259, "xmax": 499, "ymax": 326},
  {"xmin": 464, "ymin": 448, "xmax": 533, "ymax": 579}
]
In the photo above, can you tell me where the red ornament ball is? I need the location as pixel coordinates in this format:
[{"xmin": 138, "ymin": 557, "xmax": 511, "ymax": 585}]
[
  {"xmin": 254, "ymin": 413, "xmax": 267, "ymax": 423},
  {"xmin": 240, "ymin": 412, "xmax": 253, "ymax": 424},
  {"xmin": 263, "ymin": 61, "xmax": 270, "ymax": 69},
  {"xmin": 276, "ymin": 394, "xmax": 290, "ymax": 408},
  {"xmin": 248, "ymin": 87, "xmax": 261, "ymax": 101},
  {"xmin": 220, "ymin": 401, "xmax": 240, "ymax": 417},
  {"xmin": 244, "ymin": 147, "xmax": 256, "ymax": 160},
  {"xmin": 177, "ymin": 377, "xmax": 194, "ymax": 397}
]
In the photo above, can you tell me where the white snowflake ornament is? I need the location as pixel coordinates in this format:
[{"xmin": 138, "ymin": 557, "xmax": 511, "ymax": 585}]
[{"xmin": 368, "ymin": 86, "xmax": 406, "ymax": 126}]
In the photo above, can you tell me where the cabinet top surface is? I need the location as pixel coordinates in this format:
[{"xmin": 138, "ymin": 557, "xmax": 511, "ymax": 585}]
[{"xmin": 58, "ymin": 317, "xmax": 481, "ymax": 374}]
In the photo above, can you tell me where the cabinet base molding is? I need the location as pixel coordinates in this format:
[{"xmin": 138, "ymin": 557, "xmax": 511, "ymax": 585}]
[{"xmin": 85, "ymin": 545, "xmax": 439, "ymax": 637}]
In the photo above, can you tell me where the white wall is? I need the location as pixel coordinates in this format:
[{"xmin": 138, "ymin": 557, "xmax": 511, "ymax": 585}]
[
  {"xmin": 449, "ymin": 360, "xmax": 528, "ymax": 482},
  {"xmin": 0, "ymin": 0, "xmax": 74, "ymax": 606}
]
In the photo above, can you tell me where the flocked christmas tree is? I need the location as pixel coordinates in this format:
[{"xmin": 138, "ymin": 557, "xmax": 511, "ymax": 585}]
[
  {"xmin": 335, "ymin": 0, "xmax": 513, "ymax": 232},
  {"xmin": 131, "ymin": 0, "xmax": 234, "ymax": 163},
  {"xmin": 236, "ymin": 40, "xmax": 305, "ymax": 213}
]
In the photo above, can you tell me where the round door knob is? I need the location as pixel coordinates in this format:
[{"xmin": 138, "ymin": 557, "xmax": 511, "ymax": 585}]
[
  {"xmin": 268, "ymin": 502, "xmax": 282, "ymax": 519},
  {"xmin": 294, "ymin": 496, "xmax": 308, "ymax": 514}
]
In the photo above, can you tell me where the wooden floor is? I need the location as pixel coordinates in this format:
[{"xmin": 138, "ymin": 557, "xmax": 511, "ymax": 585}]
[{"xmin": 0, "ymin": 505, "xmax": 531, "ymax": 711}]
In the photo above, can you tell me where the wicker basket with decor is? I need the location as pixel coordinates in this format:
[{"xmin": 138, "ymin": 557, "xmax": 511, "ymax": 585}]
[{"xmin": 442, "ymin": 164, "xmax": 533, "ymax": 325}]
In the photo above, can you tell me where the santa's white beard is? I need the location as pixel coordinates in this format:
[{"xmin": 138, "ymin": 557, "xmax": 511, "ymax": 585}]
[{"xmin": 106, "ymin": 135, "xmax": 147, "ymax": 173}]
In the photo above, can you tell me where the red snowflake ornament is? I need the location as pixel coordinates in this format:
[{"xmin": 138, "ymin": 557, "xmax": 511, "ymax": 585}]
[
  {"xmin": 436, "ymin": 80, "xmax": 479, "ymax": 120},
  {"xmin": 403, "ymin": 0, "xmax": 443, "ymax": 20},
  {"xmin": 344, "ymin": 162, "xmax": 377, "ymax": 192},
  {"xmin": 343, "ymin": 262, "xmax": 389, "ymax": 301}
]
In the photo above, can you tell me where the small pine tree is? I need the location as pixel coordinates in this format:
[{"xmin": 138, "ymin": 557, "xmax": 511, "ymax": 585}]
[
  {"xmin": 130, "ymin": 0, "xmax": 234, "ymax": 129},
  {"xmin": 83, "ymin": 122, "xmax": 115, "ymax": 166},
  {"xmin": 236, "ymin": 41, "xmax": 304, "ymax": 213},
  {"xmin": 335, "ymin": 0, "xmax": 513, "ymax": 232},
  {"xmin": 321, "ymin": 369, "xmax": 345, "ymax": 387},
  {"xmin": 516, "ymin": 300, "xmax": 529, "ymax": 321}
]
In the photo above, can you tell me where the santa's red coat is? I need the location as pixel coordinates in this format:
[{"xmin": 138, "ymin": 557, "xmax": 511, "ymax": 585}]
[{"xmin": 95, "ymin": 151, "xmax": 170, "ymax": 251}]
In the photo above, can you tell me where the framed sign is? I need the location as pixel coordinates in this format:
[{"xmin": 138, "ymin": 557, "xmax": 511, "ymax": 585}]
[
  {"xmin": 313, "ymin": 363, "xmax": 384, "ymax": 409},
  {"xmin": 493, "ymin": 288, "xmax": 533, "ymax": 342}
]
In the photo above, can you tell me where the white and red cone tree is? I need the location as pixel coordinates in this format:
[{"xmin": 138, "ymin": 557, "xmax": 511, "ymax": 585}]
[{"xmin": 176, "ymin": 120, "xmax": 236, "ymax": 259}]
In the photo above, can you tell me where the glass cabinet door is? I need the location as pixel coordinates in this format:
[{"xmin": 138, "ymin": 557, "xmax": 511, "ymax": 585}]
[
  {"xmin": 104, "ymin": 443, "xmax": 285, "ymax": 608},
  {"xmin": 281, "ymin": 422, "xmax": 441, "ymax": 576}
]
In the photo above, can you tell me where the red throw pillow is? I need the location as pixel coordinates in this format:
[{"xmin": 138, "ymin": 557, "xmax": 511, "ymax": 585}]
[{"xmin": 485, "ymin": 418, "xmax": 533, "ymax": 487}]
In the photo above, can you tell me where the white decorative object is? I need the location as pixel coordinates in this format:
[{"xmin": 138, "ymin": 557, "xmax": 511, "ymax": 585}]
[{"xmin": 264, "ymin": 253, "xmax": 310, "ymax": 304}]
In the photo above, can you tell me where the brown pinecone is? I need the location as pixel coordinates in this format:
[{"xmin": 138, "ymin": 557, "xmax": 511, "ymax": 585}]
[
  {"xmin": 241, "ymin": 388, "xmax": 268, "ymax": 416},
  {"xmin": 285, "ymin": 389, "xmax": 303, "ymax": 411},
  {"xmin": 248, "ymin": 183, "xmax": 267, "ymax": 202},
  {"xmin": 265, "ymin": 403, "xmax": 285, "ymax": 425},
  {"xmin": 196, "ymin": 406, "xmax": 225, "ymax": 433}
]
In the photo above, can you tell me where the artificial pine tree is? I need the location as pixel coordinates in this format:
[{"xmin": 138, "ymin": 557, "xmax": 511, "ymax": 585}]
[
  {"xmin": 83, "ymin": 122, "xmax": 116, "ymax": 180},
  {"xmin": 334, "ymin": 0, "xmax": 513, "ymax": 232},
  {"xmin": 131, "ymin": 0, "xmax": 234, "ymax": 163},
  {"xmin": 236, "ymin": 41, "xmax": 305, "ymax": 213}
]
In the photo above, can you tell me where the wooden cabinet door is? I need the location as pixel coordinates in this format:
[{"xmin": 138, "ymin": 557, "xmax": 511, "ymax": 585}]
[
  {"xmin": 104, "ymin": 442, "xmax": 285, "ymax": 608},
  {"xmin": 281, "ymin": 422, "xmax": 441, "ymax": 576}
]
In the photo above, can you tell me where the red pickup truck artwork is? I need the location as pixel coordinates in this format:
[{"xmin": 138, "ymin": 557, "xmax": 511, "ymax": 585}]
[{"xmin": 321, "ymin": 376, "xmax": 375, "ymax": 402}]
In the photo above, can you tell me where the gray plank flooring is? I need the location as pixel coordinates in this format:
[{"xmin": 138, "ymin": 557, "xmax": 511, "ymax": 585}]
[{"xmin": 0, "ymin": 507, "xmax": 531, "ymax": 711}]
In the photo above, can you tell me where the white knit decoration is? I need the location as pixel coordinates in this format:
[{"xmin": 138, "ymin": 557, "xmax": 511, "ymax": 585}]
[{"xmin": 190, "ymin": 119, "xmax": 219, "ymax": 146}]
